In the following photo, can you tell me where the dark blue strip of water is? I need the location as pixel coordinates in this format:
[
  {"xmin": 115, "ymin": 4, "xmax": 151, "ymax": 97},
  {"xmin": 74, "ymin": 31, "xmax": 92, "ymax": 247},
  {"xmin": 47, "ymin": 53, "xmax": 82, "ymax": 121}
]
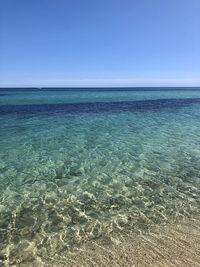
[{"xmin": 1, "ymin": 98, "xmax": 200, "ymax": 117}]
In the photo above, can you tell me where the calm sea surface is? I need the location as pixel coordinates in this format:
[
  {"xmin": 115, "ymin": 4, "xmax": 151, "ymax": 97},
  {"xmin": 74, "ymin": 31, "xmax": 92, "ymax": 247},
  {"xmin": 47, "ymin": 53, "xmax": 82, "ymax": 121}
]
[{"xmin": 1, "ymin": 87, "xmax": 200, "ymax": 265}]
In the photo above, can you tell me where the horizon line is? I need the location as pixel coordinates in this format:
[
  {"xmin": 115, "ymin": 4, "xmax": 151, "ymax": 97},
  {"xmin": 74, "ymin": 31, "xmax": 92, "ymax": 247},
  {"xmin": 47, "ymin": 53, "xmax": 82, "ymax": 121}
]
[{"xmin": 1, "ymin": 86, "xmax": 200, "ymax": 89}]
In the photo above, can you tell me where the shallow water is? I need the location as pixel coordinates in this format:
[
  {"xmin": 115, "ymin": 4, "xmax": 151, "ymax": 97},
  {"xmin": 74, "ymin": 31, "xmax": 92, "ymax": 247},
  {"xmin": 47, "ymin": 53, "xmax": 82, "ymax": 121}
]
[{"xmin": 0, "ymin": 88, "xmax": 200, "ymax": 265}]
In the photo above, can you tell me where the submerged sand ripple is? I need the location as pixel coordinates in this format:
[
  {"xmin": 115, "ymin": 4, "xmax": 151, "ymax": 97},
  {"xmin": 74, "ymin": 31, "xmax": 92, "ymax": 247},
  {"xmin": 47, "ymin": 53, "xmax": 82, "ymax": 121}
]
[
  {"xmin": 1, "ymin": 218, "xmax": 200, "ymax": 266},
  {"xmin": 62, "ymin": 218, "xmax": 200, "ymax": 267}
]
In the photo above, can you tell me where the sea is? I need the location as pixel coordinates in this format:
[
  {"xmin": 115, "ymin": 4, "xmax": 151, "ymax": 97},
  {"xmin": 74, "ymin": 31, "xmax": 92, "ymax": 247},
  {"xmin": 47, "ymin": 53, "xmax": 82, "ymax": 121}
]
[{"xmin": 1, "ymin": 87, "xmax": 200, "ymax": 266}]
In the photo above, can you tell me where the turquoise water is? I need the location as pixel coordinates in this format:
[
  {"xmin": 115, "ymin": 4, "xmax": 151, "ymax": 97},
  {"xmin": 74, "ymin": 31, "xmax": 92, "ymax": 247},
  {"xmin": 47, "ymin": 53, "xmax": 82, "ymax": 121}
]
[
  {"xmin": 1, "ymin": 88, "xmax": 200, "ymax": 265},
  {"xmin": 2, "ymin": 87, "xmax": 200, "ymax": 105}
]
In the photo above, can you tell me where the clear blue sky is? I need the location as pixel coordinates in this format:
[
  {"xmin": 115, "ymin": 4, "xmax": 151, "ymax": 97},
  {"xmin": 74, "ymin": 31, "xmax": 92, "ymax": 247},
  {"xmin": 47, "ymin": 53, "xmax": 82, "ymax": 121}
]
[{"xmin": 0, "ymin": 0, "xmax": 200, "ymax": 87}]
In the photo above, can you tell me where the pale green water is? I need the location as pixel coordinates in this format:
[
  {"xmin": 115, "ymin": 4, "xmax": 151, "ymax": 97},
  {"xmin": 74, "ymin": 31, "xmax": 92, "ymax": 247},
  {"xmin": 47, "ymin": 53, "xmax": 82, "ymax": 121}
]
[{"xmin": 0, "ymin": 88, "xmax": 200, "ymax": 265}]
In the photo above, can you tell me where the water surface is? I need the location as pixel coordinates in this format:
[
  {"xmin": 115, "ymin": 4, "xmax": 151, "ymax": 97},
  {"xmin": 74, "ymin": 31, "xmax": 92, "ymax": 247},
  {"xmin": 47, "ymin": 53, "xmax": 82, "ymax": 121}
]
[{"xmin": 0, "ymin": 87, "xmax": 200, "ymax": 265}]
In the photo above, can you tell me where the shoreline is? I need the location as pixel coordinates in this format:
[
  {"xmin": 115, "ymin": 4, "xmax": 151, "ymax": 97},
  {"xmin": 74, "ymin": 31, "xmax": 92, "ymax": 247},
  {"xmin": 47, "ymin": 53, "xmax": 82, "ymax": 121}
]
[
  {"xmin": 2, "ymin": 218, "xmax": 200, "ymax": 266},
  {"xmin": 55, "ymin": 217, "xmax": 200, "ymax": 267}
]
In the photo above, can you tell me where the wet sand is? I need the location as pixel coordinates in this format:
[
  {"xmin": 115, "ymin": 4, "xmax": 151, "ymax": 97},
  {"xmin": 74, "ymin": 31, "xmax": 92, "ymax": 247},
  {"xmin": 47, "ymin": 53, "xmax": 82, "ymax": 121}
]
[{"xmin": 46, "ymin": 217, "xmax": 200, "ymax": 267}]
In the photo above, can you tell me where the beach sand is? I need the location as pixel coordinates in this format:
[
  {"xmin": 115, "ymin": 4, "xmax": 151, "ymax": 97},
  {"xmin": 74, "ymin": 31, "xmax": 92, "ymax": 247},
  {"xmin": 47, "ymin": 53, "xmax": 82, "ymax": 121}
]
[{"xmin": 44, "ymin": 217, "xmax": 200, "ymax": 267}]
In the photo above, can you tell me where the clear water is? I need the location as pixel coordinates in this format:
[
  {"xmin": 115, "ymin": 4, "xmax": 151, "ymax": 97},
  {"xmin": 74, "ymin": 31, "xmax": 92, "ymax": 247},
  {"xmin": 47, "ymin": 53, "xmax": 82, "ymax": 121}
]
[{"xmin": 1, "ymin": 88, "xmax": 200, "ymax": 265}]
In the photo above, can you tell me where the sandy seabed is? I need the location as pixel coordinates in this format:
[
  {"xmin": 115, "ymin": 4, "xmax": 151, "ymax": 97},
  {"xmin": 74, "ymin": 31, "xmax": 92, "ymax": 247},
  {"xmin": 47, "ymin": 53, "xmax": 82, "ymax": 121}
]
[
  {"xmin": 2, "ymin": 218, "xmax": 200, "ymax": 266},
  {"xmin": 44, "ymin": 217, "xmax": 200, "ymax": 267}
]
